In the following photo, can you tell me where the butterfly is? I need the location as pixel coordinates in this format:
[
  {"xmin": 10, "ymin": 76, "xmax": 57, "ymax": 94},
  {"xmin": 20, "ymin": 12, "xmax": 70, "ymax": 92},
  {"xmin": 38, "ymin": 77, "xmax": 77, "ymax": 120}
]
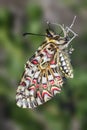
[{"xmin": 16, "ymin": 17, "xmax": 77, "ymax": 108}]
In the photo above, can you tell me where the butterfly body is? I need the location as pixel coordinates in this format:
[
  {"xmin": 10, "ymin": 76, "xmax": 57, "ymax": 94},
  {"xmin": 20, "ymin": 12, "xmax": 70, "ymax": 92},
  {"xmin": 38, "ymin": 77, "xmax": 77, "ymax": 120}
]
[{"xmin": 16, "ymin": 23, "xmax": 77, "ymax": 108}]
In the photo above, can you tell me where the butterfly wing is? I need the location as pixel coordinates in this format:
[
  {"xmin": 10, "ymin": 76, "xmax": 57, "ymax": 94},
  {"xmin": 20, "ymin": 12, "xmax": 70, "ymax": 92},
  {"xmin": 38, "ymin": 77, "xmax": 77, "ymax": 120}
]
[{"xmin": 16, "ymin": 42, "xmax": 63, "ymax": 108}]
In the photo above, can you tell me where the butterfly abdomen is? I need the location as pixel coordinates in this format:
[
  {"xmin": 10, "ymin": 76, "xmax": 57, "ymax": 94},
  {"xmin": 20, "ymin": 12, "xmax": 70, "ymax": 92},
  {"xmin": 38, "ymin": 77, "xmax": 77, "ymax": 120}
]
[{"xmin": 59, "ymin": 51, "xmax": 73, "ymax": 78}]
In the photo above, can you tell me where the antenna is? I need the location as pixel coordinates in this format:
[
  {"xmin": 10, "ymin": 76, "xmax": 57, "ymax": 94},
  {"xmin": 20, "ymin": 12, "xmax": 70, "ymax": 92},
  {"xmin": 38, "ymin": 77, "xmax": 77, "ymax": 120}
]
[
  {"xmin": 69, "ymin": 16, "xmax": 76, "ymax": 29},
  {"xmin": 23, "ymin": 32, "xmax": 47, "ymax": 37}
]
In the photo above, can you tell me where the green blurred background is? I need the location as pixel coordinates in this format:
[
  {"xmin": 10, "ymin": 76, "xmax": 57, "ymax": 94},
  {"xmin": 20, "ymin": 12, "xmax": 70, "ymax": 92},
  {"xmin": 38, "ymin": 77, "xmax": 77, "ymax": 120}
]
[{"xmin": 0, "ymin": 0, "xmax": 87, "ymax": 130}]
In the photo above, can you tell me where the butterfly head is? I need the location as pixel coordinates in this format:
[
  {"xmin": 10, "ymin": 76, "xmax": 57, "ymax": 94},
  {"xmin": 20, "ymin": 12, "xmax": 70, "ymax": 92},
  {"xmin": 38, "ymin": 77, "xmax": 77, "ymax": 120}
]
[
  {"xmin": 46, "ymin": 24, "xmax": 77, "ymax": 50},
  {"xmin": 46, "ymin": 28, "xmax": 69, "ymax": 48}
]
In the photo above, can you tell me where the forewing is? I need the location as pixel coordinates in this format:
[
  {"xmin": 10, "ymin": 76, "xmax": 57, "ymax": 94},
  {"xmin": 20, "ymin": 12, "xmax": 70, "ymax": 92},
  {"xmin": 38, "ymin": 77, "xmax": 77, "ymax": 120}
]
[{"xmin": 16, "ymin": 42, "xmax": 63, "ymax": 108}]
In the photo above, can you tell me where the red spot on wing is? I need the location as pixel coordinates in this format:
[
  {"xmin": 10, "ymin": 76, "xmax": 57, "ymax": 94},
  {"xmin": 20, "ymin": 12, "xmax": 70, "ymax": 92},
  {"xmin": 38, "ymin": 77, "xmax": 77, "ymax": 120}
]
[
  {"xmin": 50, "ymin": 60, "xmax": 55, "ymax": 64},
  {"xmin": 42, "ymin": 90, "xmax": 52, "ymax": 98},
  {"xmin": 43, "ymin": 84, "xmax": 47, "ymax": 88},
  {"xmin": 32, "ymin": 79, "xmax": 37, "ymax": 84},
  {"xmin": 26, "ymin": 76, "xmax": 31, "ymax": 81},
  {"xmin": 50, "ymin": 80, "xmax": 54, "ymax": 85},
  {"xmin": 47, "ymin": 53, "xmax": 52, "ymax": 58},
  {"xmin": 43, "ymin": 49, "xmax": 52, "ymax": 58},
  {"xmin": 36, "ymin": 84, "xmax": 39, "ymax": 88},
  {"xmin": 28, "ymin": 86, "xmax": 35, "ymax": 90},
  {"xmin": 31, "ymin": 59, "xmax": 38, "ymax": 64},
  {"xmin": 56, "ymin": 76, "xmax": 61, "ymax": 80},
  {"xmin": 51, "ymin": 86, "xmax": 61, "ymax": 95},
  {"xmin": 43, "ymin": 49, "xmax": 47, "ymax": 53},
  {"xmin": 20, "ymin": 81, "xmax": 26, "ymax": 86},
  {"xmin": 51, "ymin": 87, "xmax": 61, "ymax": 92}
]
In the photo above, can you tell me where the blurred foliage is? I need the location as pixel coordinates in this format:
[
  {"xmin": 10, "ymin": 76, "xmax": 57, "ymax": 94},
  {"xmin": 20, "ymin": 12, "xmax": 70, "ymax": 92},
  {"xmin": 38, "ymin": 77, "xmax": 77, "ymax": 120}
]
[{"xmin": 0, "ymin": 1, "xmax": 87, "ymax": 130}]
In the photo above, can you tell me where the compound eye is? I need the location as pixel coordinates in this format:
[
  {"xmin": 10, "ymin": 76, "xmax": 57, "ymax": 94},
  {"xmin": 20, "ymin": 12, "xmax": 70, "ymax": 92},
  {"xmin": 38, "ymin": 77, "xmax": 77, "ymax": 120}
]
[{"xmin": 46, "ymin": 29, "xmax": 53, "ymax": 37}]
